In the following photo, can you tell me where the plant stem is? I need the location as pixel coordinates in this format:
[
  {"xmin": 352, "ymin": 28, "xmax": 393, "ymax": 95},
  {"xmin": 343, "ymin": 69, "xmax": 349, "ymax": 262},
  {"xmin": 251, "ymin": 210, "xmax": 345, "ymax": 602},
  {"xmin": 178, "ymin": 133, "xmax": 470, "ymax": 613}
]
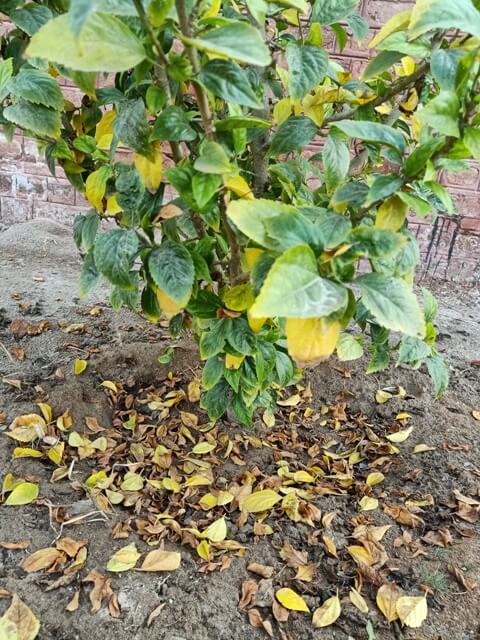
[
  {"xmin": 175, "ymin": 0, "xmax": 215, "ymax": 140},
  {"xmin": 220, "ymin": 197, "xmax": 241, "ymax": 280}
]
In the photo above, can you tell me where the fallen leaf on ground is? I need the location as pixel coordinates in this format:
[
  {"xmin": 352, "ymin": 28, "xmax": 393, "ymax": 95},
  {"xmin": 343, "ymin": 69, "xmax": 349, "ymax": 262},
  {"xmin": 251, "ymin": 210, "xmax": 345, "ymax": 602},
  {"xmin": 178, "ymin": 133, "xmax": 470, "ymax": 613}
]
[
  {"xmin": 1, "ymin": 593, "xmax": 40, "ymax": 640},
  {"xmin": 138, "ymin": 550, "xmax": 181, "ymax": 572},
  {"xmin": 240, "ymin": 489, "xmax": 281, "ymax": 513},
  {"xmin": 247, "ymin": 562, "xmax": 274, "ymax": 579},
  {"xmin": 107, "ymin": 543, "xmax": 140, "ymax": 572},
  {"xmin": 65, "ymin": 592, "xmax": 80, "ymax": 612},
  {"xmin": 386, "ymin": 426, "xmax": 413, "ymax": 442},
  {"xmin": 272, "ymin": 598, "xmax": 289, "ymax": 623},
  {"xmin": 74, "ymin": 358, "xmax": 88, "ymax": 375},
  {"xmin": 55, "ymin": 538, "xmax": 88, "ymax": 558},
  {"xmin": 376, "ymin": 583, "xmax": 401, "ymax": 622},
  {"xmin": 276, "ymin": 588, "xmax": 309, "ymax": 612},
  {"xmin": 239, "ymin": 580, "xmax": 258, "ymax": 609},
  {"xmin": 247, "ymin": 608, "xmax": 273, "ymax": 637},
  {"xmin": 359, "ymin": 496, "xmax": 378, "ymax": 511},
  {"xmin": 349, "ymin": 588, "xmax": 369, "ymax": 613},
  {"xmin": 384, "ymin": 504, "xmax": 424, "ymax": 527},
  {"xmin": 312, "ymin": 595, "xmax": 341, "ymax": 627},
  {"xmin": 83, "ymin": 570, "xmax": 117, "ymax": 614},
  {"xmin": 22, "ymin": 548, "xmax": 62, "ymax": 573},
  {"xmin": 396, "ymin": 595, "xmax": 428, "ymax": 628},
  {"xmin": 447, "ymin": 564, "xmax": 477, "ymax": 591},
  {"xmin": 0, "ymin": 541, "xmax": 30, "ymax": 550},
  {"xmin": 147, "ymin": 603, "xmax": 165, "ymax": 627}
]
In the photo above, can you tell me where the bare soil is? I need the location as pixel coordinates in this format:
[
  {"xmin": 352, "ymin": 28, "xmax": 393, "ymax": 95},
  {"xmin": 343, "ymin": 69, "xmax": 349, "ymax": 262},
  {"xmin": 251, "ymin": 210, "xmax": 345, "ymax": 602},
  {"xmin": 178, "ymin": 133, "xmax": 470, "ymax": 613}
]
[{"xmin": 1, "ymin": 220, "xmax": 479, "ymax": 640}]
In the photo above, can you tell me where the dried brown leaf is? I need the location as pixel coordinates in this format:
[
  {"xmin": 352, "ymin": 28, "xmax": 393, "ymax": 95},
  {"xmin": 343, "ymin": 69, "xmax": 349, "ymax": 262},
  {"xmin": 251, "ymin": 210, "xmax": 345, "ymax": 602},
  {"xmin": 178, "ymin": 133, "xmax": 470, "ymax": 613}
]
[
  {"xmin": 239, "ymin": 579, "xmax": 258, "ymax": 609},
  {"xmin": 247, "ymin": 562, "xmax": 274, "ymax": 579},
  {"xmin": 447, "ymin": 564, "xmax": 477, "ymax": 591}
]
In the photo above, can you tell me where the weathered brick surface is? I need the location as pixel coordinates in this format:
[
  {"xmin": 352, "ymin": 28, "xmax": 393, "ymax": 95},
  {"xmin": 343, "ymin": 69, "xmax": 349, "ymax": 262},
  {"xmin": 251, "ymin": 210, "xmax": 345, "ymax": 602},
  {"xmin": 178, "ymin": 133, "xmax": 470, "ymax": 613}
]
[{"xmin": 1, "ymin": 2, "xmax": 479, "ymax": 281}]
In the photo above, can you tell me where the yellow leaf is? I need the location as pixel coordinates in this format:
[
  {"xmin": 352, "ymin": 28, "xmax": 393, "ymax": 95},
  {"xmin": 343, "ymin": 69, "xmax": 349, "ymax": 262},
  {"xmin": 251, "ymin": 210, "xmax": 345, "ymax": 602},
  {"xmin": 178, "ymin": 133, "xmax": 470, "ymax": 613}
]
[
  {"xmin": 74, "ymin": 358, "xmax": 88, "ymax": 375},
  {"xmin": 396, "ymin": 596, "xmax": 428, "ymax": 628},
  {"xmin": 202, "ymin": 0, "xmax": 221, "ymax": 18},
  {"xmin": 162, "ymin": 478, "xmax": 181, "ymax": 493},
  {"xmin": 95, "ymin": 110, "xmax": 116, "ymax": 143},
  {"xmin": 281, "ymin": 8, "xmax": 300, "ymax": 25},
  {"xmin": 106, "ymin": 194, "xmax": 122, "ymax": 215},
  {"xmin": 273, "ymin": 97, "xmax": 293, "ymax": 125},
  {"xmin": 196, "ymin": 539, "xmax": 211, "ymax": 561},
  {"xmin": 12, "ymin": 448, "xmax": 43, "ymax": 459},
  {"xmin": 349, "ymin": 588, "xmax": 369, "ymax": 614},
  {"xmin": 5, "ymin": 482, "xmax": 39, "ymax": 506},
  {"xmin": 375, "ymin": 389, "xmax": 392, "ymax": 403},
  {"xmin": 120, "ymin": 472, "xmax": 144, "ymax": 492},
  {"xmin": 293, "ymin": 471, "xmax": 315, "ymax": 483},
  {"xmin": 359, "ymin": 496, "xmax": 378, "ymax": 512},
  {"xmin": 2, "ymin": 594, "xmax": 40, "ymax": 640},
  {"xmin": 47, "ymin": 443, "xmax": 64, "ymax": 465},
  {"xmin": 295, "ymin": 563, "xmax": 315, "ymax": 582},
  {"xmin": 101, "ymin": 380, "xmax": 118, "ymax": 392},
  {"xmin": 156, "ymin": 288, "xmax": 183, "ymax": 319},
  {"xmin": 386, "ymin": 426, "xmax": 413, "ymax": 443},
  {"xmin": 347, "ymin": 545, "xmax": 374, "ymax": 566},
  {"xmin": 472, "ymin": 409, "xmax": 480, "ymax": 421},
  {"xmin": 192, "ymin": 441, "xmax": 216, "ymax": 455},
  {"xmin": 375, "ymin": 195, "xmax": 408, "ymax": 232},
  {"xmin": 262, "ymin": 409, "xmax": 275, "ymax": 428},
  {"xmin": 243, "ymin": 248, "xmax": 264, "ymax": 271},
  {"xmin": 36, "ymin": 403, "xmax": 52, "ymax": 423},
  {"xmin": 138, "ymin": 549, "xmax": 181, "ymax": 572},
  {"xmin": 223, "ymin": 283, "xmax": 255, "ymax": 311},
  {"xmin": 366, "ymin": 472, "xmax": 385, "ymax": 487},
  {"xmin": 202, "ymin": 516, "xmax": 227, "ymax": 542},
  {"xmin": 369, "ymin": 10, "xmax": 412, "ymax": 48},
  {"xmin": 199, "ymin": 493, "xmax": 218, "ymax": 509},
  {"xmin": 312, "ymin": 595, "xmax": 341, "ymax": 627},
  {"xmin": 224, "ymin": 175, "xmax": 253, "ymax": 199},
  {"xmin": 286, "ymin": 317, "xmax": 341, "ymax": 367},
  {"xmin": 85, "ymin": 168, "xmax": 109, "ymax": 211},
  {"xmin": 322, "ymin": 534, "xmax": 337, "ymax": 557},
  {"xmin": 7, "ymin": 414, "xmax": 46, "ymax": 442},
  {"xmin": 247, "ymin": 311, "xmax": 266, "ymax": 333},
  {"xmin": 413, "ymin": 443, "xmax": 435, "ymax": 453},
  {"xmin": 276, "ymin": 588, "xmax": 309, "ymax": 612},
  {"xmin": 376, "ymin": 583, "xmax": 401, "ymax": 623},
  {"xmin": 225, "ymin": 353, "xmax": 245, "ymax": 370},
  {"xmin": 107, "ymin": 543, "xmax": 141, "ymax": 572},
  {"xmin": 134, "ymin": 143, "xmax": 163, "ymax": 193},
  {"xmin": 239, "ymin": 489, "xmax": 282, "ymax": 513}
]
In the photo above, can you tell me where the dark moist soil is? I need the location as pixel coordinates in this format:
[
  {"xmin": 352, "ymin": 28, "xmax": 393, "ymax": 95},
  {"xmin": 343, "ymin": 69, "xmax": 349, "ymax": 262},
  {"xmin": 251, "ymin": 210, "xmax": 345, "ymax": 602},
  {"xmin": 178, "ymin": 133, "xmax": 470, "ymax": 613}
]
[{"xmin": 1, "ymin": 220, "xmax": 480, "ymax": 640}]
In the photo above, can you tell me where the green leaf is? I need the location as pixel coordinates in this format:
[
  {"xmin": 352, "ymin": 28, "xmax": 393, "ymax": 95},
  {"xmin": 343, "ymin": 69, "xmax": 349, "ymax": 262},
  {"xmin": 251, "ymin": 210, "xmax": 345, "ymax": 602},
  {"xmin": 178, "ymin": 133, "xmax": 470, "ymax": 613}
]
[
  {"xmin": 397, "ymin": 335, "xmax": 431, "ymax": 365},
  {"xmin": 141, "ymin": 285, "xmax": 161, "ymax": 322},
  {"xmin": 226, "ymin": 318, "xmax": 257, "ymax": 355},
  {"xmin": 416, "ymin": 91, "xmax": 460, "ymax": 137},
  {"xmin": 337, "ymin": 333, "xmax": 363, "ymax": 361},
  {"xmin": 199, "ymin": 59, "xmax": 262, "ymax": 109},
  {"xmin": 362, "ymin": 50, "xmax": 403, "ymax": 81},
  {"xmin": 0, "ymin": 58, "xmax": 13, "ymax": 102},
  {"xmin": 148, "ymin": 241, "xmax": 195, "ymax": 306},
  {"xmin": 356, "ymin": 273, "xmax": 425, "ymax": 337},
  {"xmin": 200, "ymin": 379, "xmax": 230, "ymax": 420},
  {"xmin": 26, "ymin": 13, "xmax": 146, "ymax": 72},
  {"xmin": 147, "ymin": 0, "xmax": 174, "ymax": 27},
  {"xmin": 349, "ymin": 226, "xmax": 405, "ymax": 259},
  {"xmin": 286, "ymin": 43, "xmax": 329, "ymax": 100},
  {"xmin": 264, "ymin": 211, "xmax": 324, "ymax": 251},
  {"xmin": 426, "ymin": 354, "xmax": 449, "ymax": 398},
  {"xmin": 409, "ymin": 0, "xmax": 480, "ymax": 40},
  {"xmin": 214, "ymin": 116, "xmax": 271, "ymax": 131},
  {"xmin": 270, "ymin": 116, "xmax": 317, "ymax": 156},
  {"xmin": 227, "ymin": 198, "xmax": 298, "ymax": 248},
  {"xmin": 74, "ymin": 211, "xmax": 99, "ymax": 252},
  {"xmin": 322, "ymin": 135, "xmax": 350, "ymax": 192},
  {"xmin": 430, "ymin": 49, "xmax": 459, "ymax": 91},
  {"xmin": 3, "ymin": 101, "xmax": 61, "ymax": 139},
  {"xmin": 463, "ymin": 127, "xmax": 480, "ymax": 161},
  {"xmin": 199, "ymin": 320, "xmax": 228, "ymax": 359},
  {"xmin": 397, "ymin": 191, "xmax": 432, "ymax": 218},
  {"xmin": 347, "ymin": 14, "xmax": 369, "ymax": 41},
  {"xmin": 150, "ymin": 105, "xmax": 196, "ymax": 142},
  {"xmin": 202, "ymin": 356, "xmax": 225, "ymax": 390},
  {"xmin": 302, "ymin": 209, "xmax": 352, "ymax": 248},
  {"xmin": 185, "ymin": 21, "xmax": 271, "ymax": 66},
  {"xmin": 114, "ymin": 98, "xmax": 151, "ymax": 157},
  {"xmin": 9, "ymin": 68, "xmax": 64, "ymax": 110},
  {"xmin": 10, "ymin": 3, "xmax": 52, "ymax": 34},
  {"xmin": 93, "ymin": 229, "xmax": 139, "ymax": 288},
  {"xmin": 250, "ymin": 245, "xmax": 348, "ymax": 319},
  {"xmin": 192, "ymin": 172, "xmax": 222, "ymax": 208},
  {"xmin": 422, "ymin": 288, "xmax": 438, "ymax": 323},
  {"xmin": 74, "ymin": 134, "xmax": 97, "ymax": 154},
  {"xmin": 333, "ymin": 119, "xmax": 406, "ymax": 153},
  {"xmin": 312, "ymin": 0, "xmax": 360, "ymax": 25},
  {"xmin": 194, "ymin": 141, "xmax": 232, "ymax": 174},
  {"xmin": 331, "ymin": 182, "xmax": 368, "ymax": 208},
  {"xmin": 80, "ymin": 252, "xmax": 102, "ymax": 297},
  {"xmin": 403, "ymin": 136, "xmax": 446, "ymax": 177},
  {"xmin": 367, "ymin": 174, "xmax": 403, "ymax": 204}
]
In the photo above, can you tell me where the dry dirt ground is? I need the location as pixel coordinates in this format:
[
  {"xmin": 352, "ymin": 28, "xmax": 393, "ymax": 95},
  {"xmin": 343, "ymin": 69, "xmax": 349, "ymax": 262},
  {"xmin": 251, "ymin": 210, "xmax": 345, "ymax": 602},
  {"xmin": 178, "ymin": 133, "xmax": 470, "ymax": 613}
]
[{"xmin": 0, "ymin": 219, "xmax": 479, "ymax": 640}]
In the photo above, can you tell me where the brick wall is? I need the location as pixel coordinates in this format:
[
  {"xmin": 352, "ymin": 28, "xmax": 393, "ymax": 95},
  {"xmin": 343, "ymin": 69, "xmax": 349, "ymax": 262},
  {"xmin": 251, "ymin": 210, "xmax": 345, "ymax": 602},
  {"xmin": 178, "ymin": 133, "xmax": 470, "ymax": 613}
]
[{"xmin": 0, "ymin": 1, "xmax": 479, "ymax": 281}]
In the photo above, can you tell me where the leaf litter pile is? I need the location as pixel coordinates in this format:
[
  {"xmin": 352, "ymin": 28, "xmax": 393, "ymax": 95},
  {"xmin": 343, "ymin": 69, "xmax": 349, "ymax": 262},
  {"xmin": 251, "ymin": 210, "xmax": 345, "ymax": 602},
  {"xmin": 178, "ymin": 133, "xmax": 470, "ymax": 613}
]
[{"xmin": 1, "ymin": 371, "xmax": 479, "ymax": 638}]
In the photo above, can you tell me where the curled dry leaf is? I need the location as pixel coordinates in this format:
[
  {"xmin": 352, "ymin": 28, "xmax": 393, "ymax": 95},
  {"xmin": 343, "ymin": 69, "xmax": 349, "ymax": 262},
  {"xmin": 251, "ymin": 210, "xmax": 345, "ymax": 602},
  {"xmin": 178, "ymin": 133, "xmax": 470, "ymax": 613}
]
[
  {"xmin": 247, "ymin": 562, "xmax": 274, "ymax": 579},
  {"xmin": 138, "ymin": 549, "xmax": 181, "ymax": 572},
  {"xmin": 65, "ymin": 591, "xmax": 80, "ymax": 613},
  {"xmin": 0, "ymin": 541, "xmax": 30, "ymax": 550},
  {"xmin": 239, "ymin": 579, "xmax": 258, "ymax": 609},
  {"xmin": 386, "ymin": 426, "xmax": 413, "ymax": 442},
  {"xmin": 83, "ymin": 570, "xmax": 116, "ymax": 614},
  {"xmin": 272, "ymin": 598, "xmax": 289, "ymax": 623},
  {"xmin": 147, "ymin": 603, "xmax": 166, "ymax": 627},
  {"xmin": 376, "ymin": 583, "xmax": 402, "ymax": 623},
  {"xmin": 55, "ymin": 537, "xmax": 88, "ymax": 558},
  {"xmin": 312, "ymin": 595, "xmax": 341, "ymax": 628},
  {"xmin": 106, "ymin": 543, "xmax": 140, "ymax": 572},
  {"xmin": 279, "ymin": 540, "xmax": 308, "ymax": 568},
  {"xmin": 384, "ymin": 504, "xmax": 424, "ymax": 527},
  {"xmin": 396, "ymin": 595, "xmax": 428, "ymax": 628},
  {"xmin": 276, "ymin": 588, "xmax": 309, "ymax": 612},
  {"xmin": 22, "ymin": 547, "xmax": 62, "ymax": 573},
  {"xmin": 295, "ymin": 563, "xmax": 316, "ymax": 582},
  {"xmin": 1, "ymin": 593, "xmax": 40, "ymax": 640},
  {"xmin": 447, "ymin": 564, "xmax": 477, "ymax": 591},
  {"xmin": 247, "ymin": 608, "xmax": 273, "ymax": 637}
]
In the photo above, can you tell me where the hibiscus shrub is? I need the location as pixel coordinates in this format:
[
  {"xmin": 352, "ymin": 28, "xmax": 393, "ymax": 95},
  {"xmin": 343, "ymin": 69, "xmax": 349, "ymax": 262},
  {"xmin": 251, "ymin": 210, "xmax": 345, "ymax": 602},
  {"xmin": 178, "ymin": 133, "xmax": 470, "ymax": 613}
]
[{"xmin": 1, "ymin": 0, "xmax": 479, "ymax": 423}]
